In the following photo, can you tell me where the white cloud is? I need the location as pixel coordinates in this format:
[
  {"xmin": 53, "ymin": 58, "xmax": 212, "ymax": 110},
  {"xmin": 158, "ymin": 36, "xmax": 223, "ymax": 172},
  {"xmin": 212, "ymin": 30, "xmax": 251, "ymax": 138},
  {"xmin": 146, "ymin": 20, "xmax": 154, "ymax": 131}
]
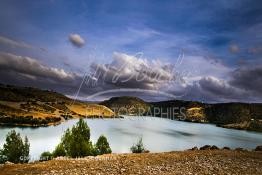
[
  {"xmin": 88, "ymin": 52, "xmax": 176, "ymax": 89},
  {"xmin": 68, "ymin": 34, "xmax": 85, "ymax": 48},
  {"xmin": 175, "ymin": 55, "xmax": 232, "ymax": 84}
]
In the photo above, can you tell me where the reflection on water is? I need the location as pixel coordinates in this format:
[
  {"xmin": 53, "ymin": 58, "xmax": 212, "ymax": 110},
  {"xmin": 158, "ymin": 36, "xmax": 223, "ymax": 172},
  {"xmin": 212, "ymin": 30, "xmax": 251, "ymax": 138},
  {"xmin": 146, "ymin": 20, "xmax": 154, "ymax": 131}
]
[{"xmin": 0, "ymin": 116, "xmax": 262, "ymax": 160}]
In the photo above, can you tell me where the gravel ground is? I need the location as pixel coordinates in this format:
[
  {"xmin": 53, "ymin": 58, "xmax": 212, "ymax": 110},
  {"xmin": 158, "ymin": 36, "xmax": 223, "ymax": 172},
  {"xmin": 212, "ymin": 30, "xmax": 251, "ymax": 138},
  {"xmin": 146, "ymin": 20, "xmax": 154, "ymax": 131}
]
[{"xmin": 0, "ymin": 150, "xmax": 261, "ymax": 175}]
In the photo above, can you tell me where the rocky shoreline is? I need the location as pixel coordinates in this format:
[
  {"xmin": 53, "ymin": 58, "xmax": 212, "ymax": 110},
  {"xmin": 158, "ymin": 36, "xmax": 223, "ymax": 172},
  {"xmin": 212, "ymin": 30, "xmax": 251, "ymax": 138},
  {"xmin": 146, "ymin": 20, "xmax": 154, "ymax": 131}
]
[{"xmin": 1, "ymin": 146, "xmax": 262, "ymax": 175}]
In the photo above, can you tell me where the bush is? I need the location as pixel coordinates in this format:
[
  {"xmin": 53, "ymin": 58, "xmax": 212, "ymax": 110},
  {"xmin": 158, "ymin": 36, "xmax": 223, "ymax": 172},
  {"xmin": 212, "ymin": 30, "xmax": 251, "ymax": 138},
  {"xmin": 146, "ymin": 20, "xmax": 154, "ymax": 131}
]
[
  {"xmin": 54, "ymin": 119, "xmax": 113, "ymax": 158},
  {"xmin": 1, "ymin": 130, "xmax": 30, "ymax": 163},
  {"xmin": 130, "ymin": 137, "xmax": 145, "ymax": 153},
  {"xmin": 40, "ymin": 151, "xmax": 53, "ymax": 161},
  {"xmin": 95, "ymin": 135, "xmax": 112, "ymax": 155},
  {"xmin": 52, "ymin": 143, "xmax": 66, "ymax": 158},
  {"xmin": 60, "ymin": 118, "xmax": 93, "ymax": 157},
  {"xmin": 0, "ymin": 149, "xmax": 7, "ymax": 164},
  {"xmin": 0, "ymin": 115, "xmax": 61, "ymax": 126}
]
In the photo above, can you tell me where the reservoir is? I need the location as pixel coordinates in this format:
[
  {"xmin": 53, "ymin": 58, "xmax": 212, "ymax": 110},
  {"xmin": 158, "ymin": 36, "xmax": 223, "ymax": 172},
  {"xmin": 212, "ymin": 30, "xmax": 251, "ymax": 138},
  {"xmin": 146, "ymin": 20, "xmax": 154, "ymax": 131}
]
[{"xmin": 0, "ymin": 116, "xmax": 261, "ymax": 160}]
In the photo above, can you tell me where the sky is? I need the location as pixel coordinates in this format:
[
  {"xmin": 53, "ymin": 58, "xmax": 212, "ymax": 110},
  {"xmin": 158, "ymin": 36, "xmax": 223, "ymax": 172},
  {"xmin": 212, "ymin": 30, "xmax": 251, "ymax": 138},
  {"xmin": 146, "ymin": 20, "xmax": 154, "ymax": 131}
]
[{"xmin": 0, "ymin": 0, "xmax": 262, "ymax": 102}]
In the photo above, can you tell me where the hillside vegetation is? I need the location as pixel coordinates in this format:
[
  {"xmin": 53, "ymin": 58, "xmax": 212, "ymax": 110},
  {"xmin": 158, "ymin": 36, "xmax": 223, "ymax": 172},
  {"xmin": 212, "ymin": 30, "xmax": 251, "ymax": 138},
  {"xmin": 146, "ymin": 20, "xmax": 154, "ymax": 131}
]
[
  {"xmin": 101, "ymin": 97, "xmax": 262, "ymax": 132},
  {"xmin": 100, "ymin": 96, "xmax": 151, "ymax": 115},
  {"xmin": 1, "ymin": 83, "xmax": 261, "ymax": 131},
  {"xmin": 0, "ymin": 84, "xmax": 70, "ymax": 102},
  {"xmin": 0, "ymin": 84, "xmax": 115, "ymax": 126}
]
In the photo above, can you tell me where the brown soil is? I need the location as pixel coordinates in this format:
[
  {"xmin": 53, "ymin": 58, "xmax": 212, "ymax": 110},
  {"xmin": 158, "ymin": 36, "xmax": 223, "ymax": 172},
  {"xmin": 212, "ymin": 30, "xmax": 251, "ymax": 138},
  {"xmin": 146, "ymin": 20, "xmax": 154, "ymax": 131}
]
[{"xmin": 0, "ymin": 150, "xmax": 261, "ymax": 175}]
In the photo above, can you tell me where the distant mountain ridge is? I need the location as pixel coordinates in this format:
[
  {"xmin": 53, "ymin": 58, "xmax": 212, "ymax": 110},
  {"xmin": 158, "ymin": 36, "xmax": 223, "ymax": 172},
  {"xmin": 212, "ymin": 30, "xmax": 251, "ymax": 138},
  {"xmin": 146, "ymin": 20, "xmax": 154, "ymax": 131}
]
[
  {"xmin": 0, "ymin": 84, "xmax": 261, "ymax": 131},
  {"xmin": 100, "ymin": 96, "xmax": 151, "ymax": 115},
  {"xmin": 101, "ymin": 96, "xmax": 262, "ymax": 131}
]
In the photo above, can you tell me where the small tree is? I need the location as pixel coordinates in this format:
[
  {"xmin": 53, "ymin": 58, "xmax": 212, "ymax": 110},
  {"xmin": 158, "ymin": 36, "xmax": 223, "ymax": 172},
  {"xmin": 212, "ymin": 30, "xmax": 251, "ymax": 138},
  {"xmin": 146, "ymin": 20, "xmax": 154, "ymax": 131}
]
[
  {"xmin": 40, "ymin": 151, "xmax": 53, "ymax": 161},
  {"xmin": 0, "ymin": 149, "xmax": 7, "ymax": 164},
  {"xmin": 130, "ymin": 137, "xmax": 145, "ymax": 153},
  {"xmin": 21, "ymin": 136, "xmax": 30, "ymax": 162},
  {"xmin": 52, "ymin": 143, "xmax": 66, "ymax": 158},
  {"xmin": 2, "ymin": 130, "xmax": 30, "ymax": 163},
  {"xmin": 95, "ymin": 135, "xmax": 112, "ymax": 155},
  {"xmin": 61, "ymin": 118, "xmax": 93, "ymax": 157}
]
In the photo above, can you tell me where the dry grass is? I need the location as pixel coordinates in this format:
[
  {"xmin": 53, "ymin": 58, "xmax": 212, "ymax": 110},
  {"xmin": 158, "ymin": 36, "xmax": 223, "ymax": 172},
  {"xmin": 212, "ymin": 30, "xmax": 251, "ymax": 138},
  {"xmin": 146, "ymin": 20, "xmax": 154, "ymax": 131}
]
[
  {"xmin": 67, "ymin": 103, "xmax": 115, "ymax": 117},
  {"xmin": 186, "ymin": 107, "xmax": 205, "ymax": 119},
  {"xmin": 0, "ymin": 100, "xmax": 115, "ymax": 126}
]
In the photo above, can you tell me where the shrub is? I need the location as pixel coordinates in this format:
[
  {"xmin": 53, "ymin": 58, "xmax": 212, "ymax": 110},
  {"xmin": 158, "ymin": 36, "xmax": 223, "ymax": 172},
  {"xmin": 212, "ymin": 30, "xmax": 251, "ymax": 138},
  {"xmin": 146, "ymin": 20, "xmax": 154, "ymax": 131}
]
[
  {"xmin": 130, "ymin": 137, "xmax": 146, "ymax": 153},
  {"xmin": 52, "ymin": 143, "xmax": 66, "ymax": 158},
  {"xmin": 0, "ymin": 149, "xmax": 7, "ymax": 164},
  {"xmin": 1, "ymin": 130, "xmax": 30, "ymax": 163},
  {"xmin": 95, "ymin": 135, "xmax": 112, "ymax": 155},
  {"xmin": 40, "ymin": 151, "xmax": 53, "ymax": 161},
  {"xmin": 61, "ymin": 118, "xmax": 93, "ymax": 157}
]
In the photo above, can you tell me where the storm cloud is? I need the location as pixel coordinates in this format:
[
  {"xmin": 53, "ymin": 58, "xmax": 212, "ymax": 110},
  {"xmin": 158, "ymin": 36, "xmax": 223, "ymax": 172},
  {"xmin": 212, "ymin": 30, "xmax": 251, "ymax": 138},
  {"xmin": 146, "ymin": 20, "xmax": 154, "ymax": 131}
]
[
  {"xmin": 0, "ymin": 51, "xmax": 261, "ymax": 103},
  {"xmin": 0, "ymin": 52, "xmax": 84, "ymax": 95},
  {"xmin": 229, "ymin": 65, "xmax": 262, "ymax": 96}
]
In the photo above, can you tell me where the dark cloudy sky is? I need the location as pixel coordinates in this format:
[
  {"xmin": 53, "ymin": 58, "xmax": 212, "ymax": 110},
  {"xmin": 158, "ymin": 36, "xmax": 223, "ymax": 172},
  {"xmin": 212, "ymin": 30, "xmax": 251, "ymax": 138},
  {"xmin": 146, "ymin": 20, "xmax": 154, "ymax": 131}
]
[{"xmin": 0, "ymin": 0, "xmax": 262, "ymax": 102}]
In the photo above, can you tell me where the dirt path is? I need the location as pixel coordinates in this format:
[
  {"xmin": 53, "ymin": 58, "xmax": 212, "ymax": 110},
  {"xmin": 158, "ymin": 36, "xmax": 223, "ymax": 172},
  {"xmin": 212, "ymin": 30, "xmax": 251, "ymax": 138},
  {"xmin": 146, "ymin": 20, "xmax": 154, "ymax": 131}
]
[{"xmin": 0, "ymin": 150, "xmax": 261, "ymax": 175}]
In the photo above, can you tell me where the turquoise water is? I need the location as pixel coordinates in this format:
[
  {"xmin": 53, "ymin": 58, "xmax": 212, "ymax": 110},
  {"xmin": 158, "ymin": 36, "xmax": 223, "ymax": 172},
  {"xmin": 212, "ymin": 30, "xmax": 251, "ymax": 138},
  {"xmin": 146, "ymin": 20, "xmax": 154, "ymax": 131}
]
[{"xmin": 0, "ymin": 116, "xmax": 262, "ymax": 160}]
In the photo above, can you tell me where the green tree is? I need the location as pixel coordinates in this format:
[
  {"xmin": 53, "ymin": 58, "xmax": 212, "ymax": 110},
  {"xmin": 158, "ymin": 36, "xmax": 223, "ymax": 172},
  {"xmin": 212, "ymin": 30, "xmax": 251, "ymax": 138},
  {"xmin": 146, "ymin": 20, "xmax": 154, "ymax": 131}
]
[
  {"xmin": 2, "ymin": 130, "xmax": 30, "ymax": 163},
  {"xmin": 130, "ymin": 137, "xmax": 145, "ymax": 153},
  {"xmin": 95, "ymin": 135, "xmax": 112, "ymax": 155},
  {"xmin": 21, "ymin": 136, "xmax": 30, "ymax": 162},
  {"xmin": 40, "ymin": 151, "xmax": 53, "ymax": 161},
  {"xmin": 61, "ymin": 118, "xmax": 93, "ymax": 157},
  {"xmin": 0, "ymin": 149, "xmax": 7, "ymax": 164},
  {"xmin": 52, "ymin": 143, "xmax": 66, "ymax": 158}
]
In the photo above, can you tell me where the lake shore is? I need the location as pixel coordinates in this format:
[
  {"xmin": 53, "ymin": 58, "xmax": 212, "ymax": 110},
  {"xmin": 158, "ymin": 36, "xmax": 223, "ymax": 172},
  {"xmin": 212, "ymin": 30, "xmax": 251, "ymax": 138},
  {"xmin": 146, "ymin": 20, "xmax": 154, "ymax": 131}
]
[{"xmin": 1, "ymin": 149, "xmax": 262, "ymax": 175}]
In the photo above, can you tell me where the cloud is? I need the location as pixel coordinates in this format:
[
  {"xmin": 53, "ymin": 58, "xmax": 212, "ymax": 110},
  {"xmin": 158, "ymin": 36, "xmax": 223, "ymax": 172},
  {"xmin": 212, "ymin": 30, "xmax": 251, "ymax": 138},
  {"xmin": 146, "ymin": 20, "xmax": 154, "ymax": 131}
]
[
  {"xmin": 229, "ymin": 44, "xmax": 240, "ymax": 53},
  {"xmin": 87, "ymin": 52, "xmax": 176, "ymax": 90},
  {"xmin": 177, "ymin": 64, "xmax": 262, "ymax": 103},
  {"xmin": 0, "ymin": 51, "xmax": 261, "ymax": 103},
  {"xmin": 175, "ymin": 76, "xmax": 256, "ymax": 103},
  {"xmin": 0, "ymin": 52, "xmax": 84, "ymax": 95},
  {"xmin": 229, "ymin": 65, "xmax": 262, "ymax": 95},
  {"xmin": 0, "ymin": 36, "xmax": 48, "ymax": 53},
  {"xmin": 83, "ymin": 52, "xmax": 262, "ymax": 102},
  {"xmin": 0, "ymin": 36, "xmax": 33, "ymax": 49},
  {"xmin": 0, "ymin": 52, "xmax": 77, "ymax": 81},
  {"xmin": 68, "ymin": 34, "xmax": 85, "ymax": 48},
  {"xmin": 173, "ymin": 55, "xmax": 232, "ymax": 84},
  {"xmin": 197, "ymin": 76, "xmax": 247, "ymax": 101},
  {"xmin": 248, "ymin": 46, "xmax": 262, "ymax": 54}
]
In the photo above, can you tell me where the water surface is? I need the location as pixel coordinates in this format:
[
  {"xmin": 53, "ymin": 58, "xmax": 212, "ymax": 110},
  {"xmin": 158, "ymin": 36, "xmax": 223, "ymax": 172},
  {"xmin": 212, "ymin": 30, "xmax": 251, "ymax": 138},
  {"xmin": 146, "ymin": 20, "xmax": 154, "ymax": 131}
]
[{"xmin": 0, "ymin": 116, "xmax": 261, "ymax": 160}]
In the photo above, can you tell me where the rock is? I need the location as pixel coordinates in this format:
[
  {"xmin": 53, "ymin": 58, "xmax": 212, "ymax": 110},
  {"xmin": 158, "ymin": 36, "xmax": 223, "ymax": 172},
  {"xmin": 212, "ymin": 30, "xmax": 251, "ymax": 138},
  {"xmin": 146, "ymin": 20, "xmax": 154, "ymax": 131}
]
[
  {"xmin": 5, "ymin": 161, "xmax": 14, "ymax": 165},
  {"xmin": 200, "ymin": 145, "xmax": 212, "ymax": 150},
  {"xmin": 144, "ymin": 150, "xmax": 150, "ymax": 153},
  {"xmin": 255, "ymin": 145, "xmax": 262, "ymax": 151},
  {"xmin": 191, "ymin": 146, "xmax": 198, "ymax": 151},
  {"xmin": 211, "ymin": 145, "xmax": 219, "ymax": 150},
  {"xmin": 223, "ymin": 147, "xmax": 230, "ymax": 150},
  {"xmin": 235, "ymin": 147, "xmax": 245, "ymax": 151},
  {"xmin": 1, "ymin": 150, "xmax": 262, "ymax": 175}
]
